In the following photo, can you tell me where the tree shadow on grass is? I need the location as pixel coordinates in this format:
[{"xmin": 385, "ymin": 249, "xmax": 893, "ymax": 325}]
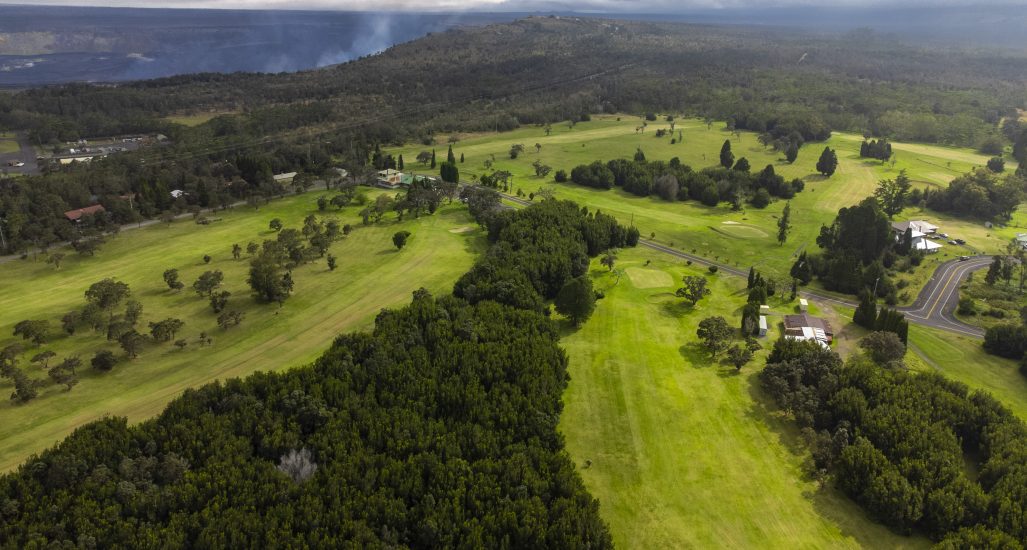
[{"xmin": 557, "ymin": 318, "xmax": 584, "ymax": 338}]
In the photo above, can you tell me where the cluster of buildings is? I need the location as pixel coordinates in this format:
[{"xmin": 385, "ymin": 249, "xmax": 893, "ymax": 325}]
[{"xmin": 756, "ymin": 299, "xmax": 834, "ymax": 349}]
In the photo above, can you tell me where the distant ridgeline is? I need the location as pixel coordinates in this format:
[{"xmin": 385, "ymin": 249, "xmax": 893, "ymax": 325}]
[
  {"xmin": 0, "ymin": 196, "xmax": 635, "ymax": 546},
  {"xmin": 1, "ymin": 16, "xmax": 1026, "ymax": 255}
]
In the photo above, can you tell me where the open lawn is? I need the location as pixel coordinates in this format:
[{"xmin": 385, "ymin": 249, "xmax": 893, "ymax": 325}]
[
  {"xmin": 0, "ymin": 139, "xmax": 18, "ymax": 154},
  {"xmin": 0, "ymin": 191, "xmax": 482, "ymax": 472},
  {"xmin": 391, "ymin": 115, "xmax": 1014, "ymax": 305},
  {"xmin": 559, "ymin": 246, "xmax": 927, "ymax": 549}
]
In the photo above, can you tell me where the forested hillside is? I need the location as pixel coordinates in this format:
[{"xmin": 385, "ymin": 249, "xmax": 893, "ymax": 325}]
[
  {"xmin": 0, "ymin": 197, "xmax": 632, "ymax": 546},
  {"xmin": 2, "ymin": 16, "xmax": 1027, "ymax": 255}
]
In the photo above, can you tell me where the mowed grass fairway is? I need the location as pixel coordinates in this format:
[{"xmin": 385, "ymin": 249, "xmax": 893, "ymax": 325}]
[
  {"xmin": 392, "ymin": 116, "xmax": 1016, "ymax": 302},
  {"xmin": 559, "ymin": 247, "xmax": 928, "ymax": 549},
  {"xmin": 0, "ymin": 191, "xmax": 482, "ymax": 471}
]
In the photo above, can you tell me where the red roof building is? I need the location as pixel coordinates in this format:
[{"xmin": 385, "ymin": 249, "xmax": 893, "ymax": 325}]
[{"xmin": 64, "ymin": 204, "xmax": 106, "ymax": 222}]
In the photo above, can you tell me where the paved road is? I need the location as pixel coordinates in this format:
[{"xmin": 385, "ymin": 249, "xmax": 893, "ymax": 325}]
[
  {"xmin": 500, "ymin": 191, "xmax": 990, "ymax": 338},
  {"xmin": 896, "ymin": 256, "xmax": 991, "ymax": 338}
]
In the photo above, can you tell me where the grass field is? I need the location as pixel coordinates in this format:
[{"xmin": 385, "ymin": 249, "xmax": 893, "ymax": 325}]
[
  {"xmin": 0, "ymin": 191, "xmax": 482, "ymax": 472},
  {"xmin": 0, "ymin": 139, "xmax": 18, "ymax": 154},
  {"xmin": 559, "ymin": 246, "xmax": 928, "ymax": 549},
  {"xmin": 390, "ymin": 115, "xmax": 1015, "ymax": 304},
  {"xmin": 163, "ymin": 112, "xmax": 234, "ymax": 127}
]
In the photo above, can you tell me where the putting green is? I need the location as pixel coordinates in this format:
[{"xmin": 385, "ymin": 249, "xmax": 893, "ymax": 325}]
[
  {"xmin": 714, "ymin": 223, "xmax": 769, "ymax": 239},
  {"xmin": 625, "ymin": 267, "xmax": 674, "ymax": 288}
]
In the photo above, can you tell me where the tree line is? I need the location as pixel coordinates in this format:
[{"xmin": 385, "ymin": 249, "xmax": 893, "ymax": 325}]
[
  {"xmin": 567, "ymin": 148, "xmax": 807, "ymax": 210},
  {"xmin": 0, "ymin": 195, "xmax": 635, "ymax": 546}
]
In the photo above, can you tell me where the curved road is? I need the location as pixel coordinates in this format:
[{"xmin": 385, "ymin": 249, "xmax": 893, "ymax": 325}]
[{"xmin": 501, "ymin": 192, "xmax": 989, "ymax": 338}]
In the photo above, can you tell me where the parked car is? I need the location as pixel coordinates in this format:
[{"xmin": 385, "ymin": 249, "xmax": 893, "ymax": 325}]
[
  {"xmin": 954, "ymin": 238, "xmax": 966, "ymax": 245},
  {"xmin": 959, "ymin": 256, "xmax": 970, "ymax": 261},
  {"xmin": 948, "ymin": 240, "xmax": 958, "ymax": 245},
  {"xmin": 940, "ymin": 233, "xmax": 950, "ymax": 238}
]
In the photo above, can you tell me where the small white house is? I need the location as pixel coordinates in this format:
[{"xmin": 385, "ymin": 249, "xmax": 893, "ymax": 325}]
[
  {"xmin": 758, "ymin": 315, "xmax": 768, "ymax": 337},
  {"xmin": 799, "ymin": 298, "xmax": 808, "ymax": 312},
  {"xmin": 760, "ymin": 304, "xmax": 770, "ymax": 313},
  {"xmin": 273, "ymin": 172, "xmax": 297, "ymax": 185}
]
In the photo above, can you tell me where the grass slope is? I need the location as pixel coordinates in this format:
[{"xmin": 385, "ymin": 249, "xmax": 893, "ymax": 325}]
[
  {"xmin": 559, "ymin": 247, "xmax": 928, "ymax": 549},
  {"xmin": 392, "ymin": 115, "xmax": 1016, "ymax": 303},
  {"xmin": 0, "ymin": 139, "xmax": 18, "ymax": 154},
  {"xmin": 0, "ymin": 191, "xmax": 482, "ymax": 471},
  {"xmin": 162, "ymin": 112, "xmax": 233, "ymax": 127}
]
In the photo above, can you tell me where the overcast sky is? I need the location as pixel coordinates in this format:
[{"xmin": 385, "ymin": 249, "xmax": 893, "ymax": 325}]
[{"xmin": 0, "ymin": 0, "xmax": 1018, "ymax": 11}]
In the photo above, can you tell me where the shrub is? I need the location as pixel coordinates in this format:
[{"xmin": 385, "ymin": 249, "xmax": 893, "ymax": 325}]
[{"xmin": 91, "ymin": 350, "xmax": 118, "ymax": 371}]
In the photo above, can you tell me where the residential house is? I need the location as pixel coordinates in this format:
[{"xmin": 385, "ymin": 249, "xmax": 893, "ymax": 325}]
[
  {"xmin": 891, "ymin": 220, "xmax": 942, "ymax": 253},
  {"xmin": 376, "ymin": 169, "xmax": 404, "ymax": 188}
]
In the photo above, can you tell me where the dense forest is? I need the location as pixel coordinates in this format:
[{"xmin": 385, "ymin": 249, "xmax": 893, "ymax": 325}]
[
  {"xmin": 762, "ymin": 337, "xmax": 1027, "ymax": 546},
  {"xmin": 2, "ymin": 16, "xmax": 1027, "ymax": 254},
  {"xmin": 0, "ymin": 197, "xmax": 633, "ymax": 546}
]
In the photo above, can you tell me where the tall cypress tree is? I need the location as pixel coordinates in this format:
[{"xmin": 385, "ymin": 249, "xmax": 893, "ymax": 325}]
[
  {"xmin": 747, "ymin": 267, "xmax": 756, "ymax": 289},
  {"xmin": 786, "ymin": 141, "xmax": 799, "ymax": 163},
  {"xmin": 430, "ymin": 149, "xmax": 436, "ymax": 169},
  {"xmin": 447, "ymin": 145, "xmax": 456, "ymax": 164},
  {"xmin": 853, "ymin": 288, "xmax": 878, "ymax": 329},
  {"xmin": 720, "ymin": 140, "xmax": 734, "ymax": 168},
  {"xmin": 398, "ymin": 154, "xmax": 404, "ymax": 170},
  {"xmin": 816, "ymin": 147, "xmax": 838, "ymax": 177}
]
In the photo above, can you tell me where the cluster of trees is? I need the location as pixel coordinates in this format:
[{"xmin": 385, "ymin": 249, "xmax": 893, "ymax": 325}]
[
  {"xmin": 454, "ymin": 192, "xmax": 637, "ymax": 313},
  {"xmin": 925, "ymin": 169, "xmax": 1024, "ymax": 221},
  {"xmin": 741, "ymin": 267, "xmax": 783, "ymax": 336},
  {"xmin": 1, "ymin": 278, "xmax": 193, "ymax": 404},
  {"xmin": 761, "ymin": 336, "xmax": 1027, "ymax": 544},
  {"xmin": 0, "ymin": 195, "xmax": 625, "ymax": 546},
  {"xmin": 803, "ymin": 198, "xmax": 903, "ymax": 297},
  {"xmin": 852, "ymin": 289, "xmax": 909, "ymax": 344},
  {"xmin": 860, "ymin": 139, "xmax": 893, "ymax": 161},
  {"xmin": 568, "ymin": 154, "xmax": 803, "ymax": 210}
]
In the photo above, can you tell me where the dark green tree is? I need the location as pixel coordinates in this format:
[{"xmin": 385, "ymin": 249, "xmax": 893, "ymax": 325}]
[
  {"xmin": 785, "ymin": 141, "xmax": 799, "ymax": 163},
  {"xmin": 676, "ymin": 275, "xmax": 711, "ymax": 306},
  {"xmin": 719, "ymin": 140, "xmax": 734, "ymax": 168},
  {"xmin": 555, "ymin": 276, "xmax": 596, "ymax": 326},
  {"xmin": 696, "ymin": 316, "xmax": 732, "ymax": 357},
  {"xmin": 777, "ymin": 202, "xmax": 792, "ymax": 245},
  {"xmin": 393, "ymin": 231, "xmax": 411, "ymax": 250},
  {"xmin": 816, "ymin": 147, "xmax": 838, "ymax": 176},
  {"xmin": 853, "ymin": 288, "xmax": 878, "ymax": 329}
]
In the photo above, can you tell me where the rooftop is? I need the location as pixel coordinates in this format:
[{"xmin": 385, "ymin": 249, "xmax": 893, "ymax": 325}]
[
  {"xmin": 64, "ymin": 204, "xmax": 106, "ymax": 221},
  {"xmin": 783, "ymin": 313, "xmax": 833, "ymax": 335}
]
